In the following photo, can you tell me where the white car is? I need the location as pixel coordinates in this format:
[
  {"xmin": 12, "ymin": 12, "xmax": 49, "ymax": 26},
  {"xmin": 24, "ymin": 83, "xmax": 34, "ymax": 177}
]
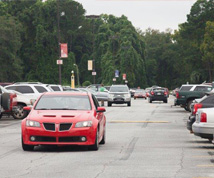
[
  {"xmin": 192, "ymin": 107, "xmax": 214, "ymax": 141},
  {"xmin": 5, "ymin": 84, "xmax": 53, "ymax": 119}
]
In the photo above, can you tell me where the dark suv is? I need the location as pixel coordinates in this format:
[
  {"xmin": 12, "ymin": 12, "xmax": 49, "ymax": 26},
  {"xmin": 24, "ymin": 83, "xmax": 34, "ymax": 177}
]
[{"xmin": 148, "ymin": 87, "xmax": 168, "ymax": 103}]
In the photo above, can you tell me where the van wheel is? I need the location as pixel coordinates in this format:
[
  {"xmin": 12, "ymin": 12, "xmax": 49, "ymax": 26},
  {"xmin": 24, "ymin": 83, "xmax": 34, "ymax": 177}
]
[{"xmin": 127, "ymin": 102, "xmax": 131, "ymax": 106}]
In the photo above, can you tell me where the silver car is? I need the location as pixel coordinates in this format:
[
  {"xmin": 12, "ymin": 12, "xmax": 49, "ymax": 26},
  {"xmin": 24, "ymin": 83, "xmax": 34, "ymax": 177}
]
[{"xmin": 108, "ymin": 85, "xmax": 131, "ymax": 107}]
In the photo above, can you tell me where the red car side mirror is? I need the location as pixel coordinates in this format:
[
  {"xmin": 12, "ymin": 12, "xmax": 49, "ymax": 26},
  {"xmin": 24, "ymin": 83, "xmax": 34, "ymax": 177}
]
[
  {"xmin": 23, "ymin": 106, "xmax": 32, "ymax": 111},
  {"xmin": 97, "ymin": 107, "xmax": 106, "ymax": 113}
]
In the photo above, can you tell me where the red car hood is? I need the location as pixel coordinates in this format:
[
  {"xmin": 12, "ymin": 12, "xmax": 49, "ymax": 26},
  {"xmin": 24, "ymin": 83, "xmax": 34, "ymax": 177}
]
[{"xmin": 26, "ymin": 110, "xmax": 93, "ymax": 123}]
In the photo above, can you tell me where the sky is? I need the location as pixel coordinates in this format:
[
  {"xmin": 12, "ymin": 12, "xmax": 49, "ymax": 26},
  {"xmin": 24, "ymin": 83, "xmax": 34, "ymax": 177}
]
[{"xmin": 76, "ymin": 0, "xmax": 197, "ymax": 32}]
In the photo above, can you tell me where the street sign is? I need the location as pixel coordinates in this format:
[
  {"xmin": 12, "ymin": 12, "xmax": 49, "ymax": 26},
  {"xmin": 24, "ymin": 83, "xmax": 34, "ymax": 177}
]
[
  {"xmin": 57, "ymin": 60, "xmax": 63, "ymax": 65},
  {"xmin": 92, "ymin": 71, "xmax": 96, "ymax": 76},
  {"xmin": 88, "ymin": 60, "xmax": 93, "ymax": 70},
  {"xmin": 123, "ymin": 73, "xmax": 126, "ymax": 80},
  {"xmin": 60, "ymin": 43, "xmax": 68, "ymax": 58},
  {"xmin": 115, "ymin": 70, "xmax": 119, "ymax": 78},
  {"xmin": 113, "ymin": 78, "xmax": 116, "ymax": 81}
]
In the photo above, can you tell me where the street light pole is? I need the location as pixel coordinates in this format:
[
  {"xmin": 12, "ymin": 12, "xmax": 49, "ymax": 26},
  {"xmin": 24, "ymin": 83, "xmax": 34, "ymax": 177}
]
[
  {"xmin": 74, "ymin": 64, "xmax": 80, "ymax": 87},
  {"xmin": 86, "ymin": 15, "xmax": 100, "ymax": 84},
  {"xmin": 57, "ymin": 0, "xmax": 61, "ymax": 85}
]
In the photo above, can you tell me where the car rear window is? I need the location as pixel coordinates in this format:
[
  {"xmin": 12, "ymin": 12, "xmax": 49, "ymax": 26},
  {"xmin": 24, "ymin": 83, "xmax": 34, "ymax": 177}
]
[
  {"xmin": 110, "ymin": 86, "xmax": 129, "ymax": 92},
  {"xmin": 180, "ymin": 86, "xmax": 193, "ymax": 91},
  {"xmin": 153, "ymin": 88, "xmax": 165, "ymax": 92},
  {"xmin": 35, "ymin": 95, "xmax": 91, "ymax": 110}
]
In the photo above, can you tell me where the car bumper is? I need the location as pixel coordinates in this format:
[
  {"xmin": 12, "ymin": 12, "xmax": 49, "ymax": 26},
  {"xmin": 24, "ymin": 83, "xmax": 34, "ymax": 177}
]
[
  {"xmin": 150, "ymin": 96, "xmax": 167, "ymax": 101},
  {"xmin": 22, "ymin": 126, "xmax": 96, "ymax": 146},
  {"xmin": 108, "ymin": 97, "xmax": 131, "ymax": 103},
  {"xmin": 187, "ymin": 115, "xmax": 195, "ymax": 131},
  {"xmin": 192, "ymin": 122, "xmax": 214, "ymax": 139}
]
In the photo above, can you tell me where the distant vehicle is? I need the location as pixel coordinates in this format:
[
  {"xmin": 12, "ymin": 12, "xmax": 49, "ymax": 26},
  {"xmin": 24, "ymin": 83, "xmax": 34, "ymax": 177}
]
[
  {"xmin": 148, "ymin": 87, "xmax": 168, "ymax": 103},
  {"xmin": 47, "ymin": 84, "xmax": 63, "ymax": 91},
  {"xmin": 107, "ymin": 85, "xmax": 131, "ymax": 107},
  {"xmin": 0, "ymin": 82, "xmax": 13, "ymax": 87},
  {"xmin": 86, "ymin": 88, "xmax": 109, "ymax": 102},
  {"xmin": 21, "ymin": 92, "xmax": 106, "ymax": 151},
  {"xmin": 174, "ymin": 84, "xmax": 212, "ymax": 111},
  {"xmin": 134, "ymin": 89, "xmax": 147, "ymax": 99}
]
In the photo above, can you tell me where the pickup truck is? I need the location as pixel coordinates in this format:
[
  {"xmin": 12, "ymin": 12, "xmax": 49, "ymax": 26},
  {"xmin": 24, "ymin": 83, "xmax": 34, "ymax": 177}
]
[{"xmin": 174, "ymin": 84, "xmax": 213, "ymax": 111}]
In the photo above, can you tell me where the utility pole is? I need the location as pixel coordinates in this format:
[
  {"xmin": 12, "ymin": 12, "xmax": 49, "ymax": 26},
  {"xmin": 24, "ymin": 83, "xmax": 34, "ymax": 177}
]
[
  {"xmin": 57, "ymin": 0, "xmax": 62, "ymax": 85},
  {"xmin": 86, "ymin": 15, "xmax": 100, "ymax": 84}
]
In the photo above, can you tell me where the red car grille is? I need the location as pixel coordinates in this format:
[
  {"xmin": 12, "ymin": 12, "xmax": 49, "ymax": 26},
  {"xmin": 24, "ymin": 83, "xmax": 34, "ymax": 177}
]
[
  {"xmin": 59, "ymin": 123, "xmax": 72, "ymax": 131},
  {"xmin": 43, "ymin": 123, "xmax": 72, "ymax": 131},
  {"xmin": 43, "ymin": 123, "xmax": 55, "ymax": 131}
]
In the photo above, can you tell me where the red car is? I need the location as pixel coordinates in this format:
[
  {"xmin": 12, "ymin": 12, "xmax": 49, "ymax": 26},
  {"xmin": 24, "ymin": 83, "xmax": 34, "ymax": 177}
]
[
  {"xmin": 21, "ymin": 92, "xmax": 106, "ymax": 151},
  {"xmin": 134, "ymin": 89, "xmax": 147, "ymax": 99}
]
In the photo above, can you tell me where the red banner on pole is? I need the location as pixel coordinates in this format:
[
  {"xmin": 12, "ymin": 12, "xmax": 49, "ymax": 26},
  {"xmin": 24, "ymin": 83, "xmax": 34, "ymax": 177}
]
[
  {"xmin": 123, "ymin": 73, "xmax": 126, "ymax": 80},
  {"xmin": 60, "ymin": 43, "xmax": 68, "ymax": 58}
]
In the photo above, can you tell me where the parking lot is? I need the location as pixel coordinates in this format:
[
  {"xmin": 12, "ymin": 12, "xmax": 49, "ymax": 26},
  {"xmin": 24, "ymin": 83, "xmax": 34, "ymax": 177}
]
[{"xmin": 0, "ymin": 96, "xmax": 214, "ymax": 178}]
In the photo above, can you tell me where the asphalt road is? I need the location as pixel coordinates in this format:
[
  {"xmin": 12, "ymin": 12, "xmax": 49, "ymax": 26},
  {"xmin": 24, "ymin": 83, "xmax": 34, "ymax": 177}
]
[{"xmin": 0, "ymin": 96, "xmax": 214, "ymax": 178}]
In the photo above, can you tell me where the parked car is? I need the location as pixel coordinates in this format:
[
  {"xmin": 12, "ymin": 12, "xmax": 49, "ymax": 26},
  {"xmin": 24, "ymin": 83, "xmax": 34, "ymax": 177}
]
[
  {"xmin": 187, "ymin": 93, "xmax": 214, "ymax": 132},
  {"xmin": 108, "ymin": 85, "xmax": 131, "ymax": 106},
  {"xmin": 0, "ymin": 86, "xmax": 17, "ymax": 119},
  {"xmin": 5, "ymin": 84, "xmax": 53, "ymax": 119},
  {"xmin": 148, "ymin": 87, "xmax": 168, "ymax": 103},
  {"xmin": 192, "ymin": 107, "xmax": 214, "ymax": 141},
  {"xmin": 86, "ymin": 88, "xmax": 109, "ymax": 102},
  {"xmin": 174, "ymin": 84, "xmax": 212, "ymax": 111},
  {"xmin": 5, "ymin": 83, "xmax": 53, "ymax": 97},
  {"xmin": 134, "ymin": 89, "xmax": 147, "ymax": 99},
  {"xmin": 21, "ymin": 92, "xmax": 106, "ymax": 151},
  {"xmin": 47, "ymin": 84, "xmax": 63, "ymax": 91}
]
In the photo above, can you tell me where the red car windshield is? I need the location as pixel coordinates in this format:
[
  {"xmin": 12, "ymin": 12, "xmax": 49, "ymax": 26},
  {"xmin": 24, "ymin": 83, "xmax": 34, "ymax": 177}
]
[{"xmin": 35, "ymin": 95, "xmax": 91, "ymax": 110}]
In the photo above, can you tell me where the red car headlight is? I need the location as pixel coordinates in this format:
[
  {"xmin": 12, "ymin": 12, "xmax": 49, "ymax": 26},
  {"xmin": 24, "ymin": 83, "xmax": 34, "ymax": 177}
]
[
  {"xmin": 26, "ymin": 120, "xmax": 41, "ymax": 127},
  {"xmin": 75, "ymin": 121, "xmax": 92, "ymax": 128}
]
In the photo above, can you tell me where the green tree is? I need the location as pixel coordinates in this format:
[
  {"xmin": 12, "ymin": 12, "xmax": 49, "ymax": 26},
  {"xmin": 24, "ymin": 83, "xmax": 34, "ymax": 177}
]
[{"xmin": 0, "ymin": 16, "xmax": 23, "ymax": 82}]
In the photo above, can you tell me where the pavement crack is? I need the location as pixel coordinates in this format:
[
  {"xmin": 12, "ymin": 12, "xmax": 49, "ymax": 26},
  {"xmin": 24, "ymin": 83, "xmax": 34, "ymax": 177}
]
[
  {"xmin": 120, "ymin": 137, "xmax": 138, "ymax": 161},
  {"xmin": 174, "ymin": 148, "xmax": 184, "ymax": 178},
  {"xmin": 94, "ymin": 158, "xmax": 116, "ymax": 178}
]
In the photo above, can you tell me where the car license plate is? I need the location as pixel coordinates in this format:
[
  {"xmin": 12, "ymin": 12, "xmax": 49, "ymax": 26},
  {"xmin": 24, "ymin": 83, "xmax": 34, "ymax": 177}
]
[{"xmin": 157, "ymin": 93, "xmax": 161, "ymax": 95}]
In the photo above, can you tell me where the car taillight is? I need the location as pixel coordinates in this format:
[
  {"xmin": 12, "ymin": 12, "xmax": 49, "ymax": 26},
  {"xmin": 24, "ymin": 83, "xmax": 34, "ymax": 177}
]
[
  {"xmin": 200, "ymin": 112, "xmax": 207, "ymax": 122},
  {"xmin": 193, "ymin": 103, "xmax": 202, "ymax": 115},
  {"xmin": 176, "ymin": 92, "xmax": 179, "ymax": 98},
  {"xmin": 151, "ymin": 91, "xmax": 154, "ymax": 95},
  {"xmin": 164, "ymin": 92, "xmax": 167, "ymax": 95}
]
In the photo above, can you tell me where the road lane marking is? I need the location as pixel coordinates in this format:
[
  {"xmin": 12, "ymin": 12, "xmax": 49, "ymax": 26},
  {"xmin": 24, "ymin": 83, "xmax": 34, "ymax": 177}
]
[{"xmin": 109, "ymin": 121, "xmax": 169, "ymax": 123}]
